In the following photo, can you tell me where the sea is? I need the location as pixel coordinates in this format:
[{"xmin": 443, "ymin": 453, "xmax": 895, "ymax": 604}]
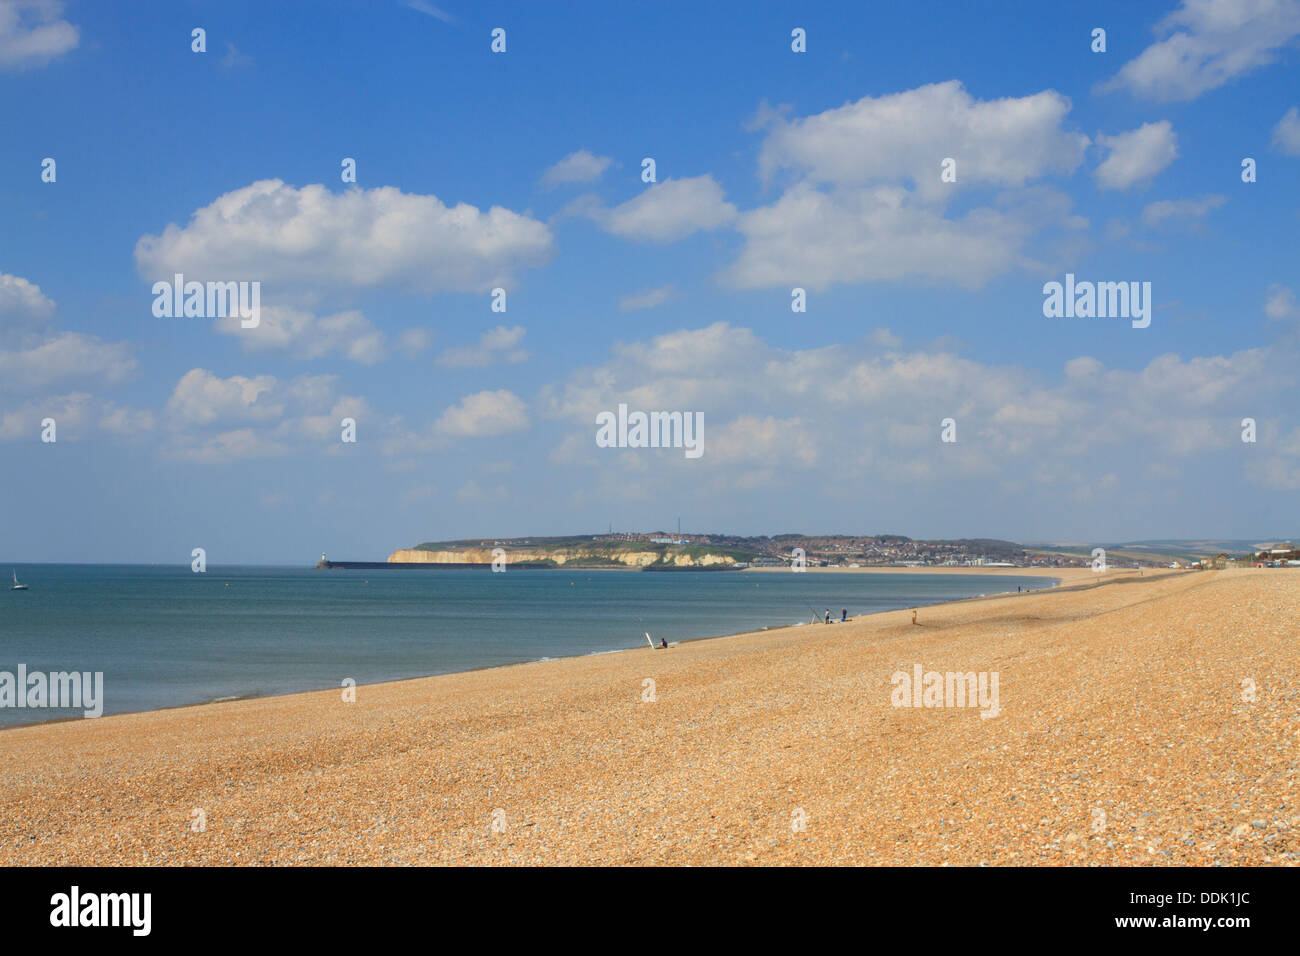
[{"xmin": 0, "ymin": 565, "xmax": 1057, "ymax": 727}]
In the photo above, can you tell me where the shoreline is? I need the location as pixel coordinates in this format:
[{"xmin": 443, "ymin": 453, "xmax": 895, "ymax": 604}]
[
  {"xmin": 0, "ymin": 567, "xmax": 1076, "ymax": 732},
  {"xmin": 4, "ymin": 567, "xmax": 1290, "ymax": 865},
  {"xmin": 742, "ymin": 565, "xmax": 1096, "ymax": 575}
]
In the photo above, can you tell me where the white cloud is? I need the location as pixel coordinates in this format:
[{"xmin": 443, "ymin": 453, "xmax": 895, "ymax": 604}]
[
  {"xmin": 276, "ymin": 373, "xmax": 339, "ymax": 411},
  {"xmin": 166, "ymin": 369, "xmax": 281, "ymax": 426},
  {"xmin": 134, "ymin": 179, "xmax": 554, "ymax": 294},
  {"xmin": 1094, "ymin": 121, "xmax": 1179, "ymax": 190},
  {"xmin": 1272, "ymin": 106, "xmax": 1300, "ymax": 155},
  {"xmin": 435, "ymin": 325, "xmax": 528, "ymax": 368},
  {"xmin": 397, "ymin": 327, "xmax": 433, "ymax": 356},
  {"xmin": 160, "ymin": 370, "xmax": 372, "ymax": 460},
  {"xmin": 0, "ymin": 271, "xmax": 56, "ymax": 341},
  {"xmin": 542, "ymin": 149, "xmax": 613, "ymax": 186},
  {"xmin": 99, "ymin": 404, "xmax": 156, "ymax": 435},
  {"xmin": 0, "ymin": 393, "xmax": 83, "ymax": 440},
  {"xmin": 708, "ymin": 415, "xmax": 818, "ymax": 467},
  {"xmin": 291, "ymin": 394, "xmax": 372, "ymax": 442},
  {"xmin": 721, "ymin": 183, "xmax": 1052, "ymax": 290},
  {"xmin": 0, "ymin": 332, "xmax": 136, "ymax": 390},
  {"xmin": 540, "ymin": 321, "xmax": 1285, "ymax": 496},
  {"xmin": 434, "ymin": 389, "xmax": 529, "ymax": 436},
  {"xmin": 0, "ymin": 271, "xmax": 136, "ymax": 393},
  {"xmin": 1136, "ymin": 351, "xmax": 1264, "ymax": 405},
  {"xmin": 758, "ymin": 81, "xmax": 1089, "ymax": 199},
  {"xmin": 0, "ymin": 393, "xmax": 153, "ymax": 441},
  {"xmin": 719, "ymin": 83, "xmax": 1091, "ymax": 290},
  {"xmin": 216, "ymin": 306, "xmax": 388, "ymax": 363},
  {"xmin": 589, "ymin": 176, "xmax": 737, "ymax": 242},
  {"xmin": 618, "ymin": 285, "xmax": 675, "ymax": 312},
  {"xmin": 0, "ymin": 272, "xmax": 54, "ymax": 317},
  {"xmin": 0, "ymin": 0, "xmax": 78, "ymax": 71},
  {"xmin": 1265, "ymin": 284, "xmax": 1297, "ymax": 319},
  {"xmin": 1141, "ymin": 193, "xmax": 1226, "ymax": 226},
  {"xmin": 1102, "ymin": 0, "xmax": 1300, "ymax": 102},
  {"xmin": 611, "ymin": 322, "xmax": 766, "ymax": 377},
  {"xmin": 405, "ymin": 1, "xmax": 454, "ymax": 22}
]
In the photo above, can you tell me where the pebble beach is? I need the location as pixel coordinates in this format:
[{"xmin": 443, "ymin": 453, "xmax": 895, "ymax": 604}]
[{"xmin": 0, "ymin": 567, "xmax": 1295, "ymax": 866}]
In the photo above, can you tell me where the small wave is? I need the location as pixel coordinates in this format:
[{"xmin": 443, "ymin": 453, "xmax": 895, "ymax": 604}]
[{"xmin": 207, "ymin": 692, "xmax": 259, "ymax": 704}]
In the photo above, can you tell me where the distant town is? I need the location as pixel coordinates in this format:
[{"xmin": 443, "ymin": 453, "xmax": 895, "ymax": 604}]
[{"xmin": 593, "ymin": 531, "xmax": 1055, "ymax": 567}]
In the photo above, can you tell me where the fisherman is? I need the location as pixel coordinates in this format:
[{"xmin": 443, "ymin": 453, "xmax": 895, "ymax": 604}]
[
  {"xmin": 660, "ymin": 637, "xmax": 667, "ymax": 648},
  {"xmin": 824, "ymin": 609, "xmax": 831, "ymax": 624},
  {"xmin": 841, "ymin": 608, "xmax": 847, "ymax": 622}
]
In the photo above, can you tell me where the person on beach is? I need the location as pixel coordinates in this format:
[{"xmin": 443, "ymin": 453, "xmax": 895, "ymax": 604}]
[
  {"xmin": 911, "ymin": 609, "xmax": 918, "ymax": 625},
  {"xmin": 841, "ymin": 608, "xmax": 847, "ymax": 622},
  {"xmin": 824, "ymin": 609, "xmax": 831, "ymax": 624},
  {"xmin": 660, "ymin": 637, "xmax": 667, "ymax": 648}
]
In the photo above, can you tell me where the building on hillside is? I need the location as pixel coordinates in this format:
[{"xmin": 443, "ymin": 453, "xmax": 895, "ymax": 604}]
[
  {"xmin": 1206, "ymin": 553, "xmax": 1255, "ymax": 569},
  {"xmin": 1254, "ymin": 544, "xmax": 1300, "ymax": 565}
]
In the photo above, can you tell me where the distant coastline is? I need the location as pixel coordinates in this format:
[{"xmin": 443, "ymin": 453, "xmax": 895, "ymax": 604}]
[
  {"xmin": 316, "ymin": 558, "xmax": 1068, "ymax": 575},
  {"xmin": 347, "ymin": 531, "xmax": 1259, "ymax": 573}
]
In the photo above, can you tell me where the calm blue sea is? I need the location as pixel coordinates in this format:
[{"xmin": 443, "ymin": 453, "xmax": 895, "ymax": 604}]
[{"xmin": 0, "ymin": 565, "xmax": 1056, "ymax": 727}]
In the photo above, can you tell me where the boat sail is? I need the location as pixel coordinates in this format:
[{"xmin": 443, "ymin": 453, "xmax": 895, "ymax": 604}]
[{"xmin": 11, "ymin": 570, "xmax": 28, "ymax": 591}]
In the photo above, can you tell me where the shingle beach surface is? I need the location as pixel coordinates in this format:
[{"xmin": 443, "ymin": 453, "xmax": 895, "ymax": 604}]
[{"xmin": 1, "ymin": 568, "xmax": 1295, "ymax": 866}]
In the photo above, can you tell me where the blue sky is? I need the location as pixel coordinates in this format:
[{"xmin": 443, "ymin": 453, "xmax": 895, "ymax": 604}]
[{"xmin": 2, "ymin": 0, "xmax": 1299, "ymax": 563}]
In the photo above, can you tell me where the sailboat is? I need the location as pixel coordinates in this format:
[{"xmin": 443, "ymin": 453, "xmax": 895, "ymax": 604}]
[{"xmin": 11, "ymin": 570, "xmax": 28, "ymax": 591}]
